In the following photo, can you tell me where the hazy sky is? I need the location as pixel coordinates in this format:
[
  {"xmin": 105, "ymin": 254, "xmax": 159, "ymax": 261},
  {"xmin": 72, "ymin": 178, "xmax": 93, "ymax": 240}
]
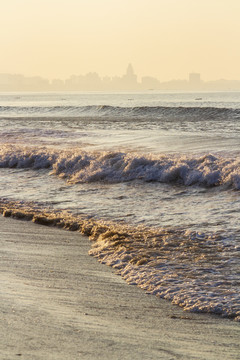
[{"xmin": 1, "ymin": 0, "xmax": 240, "ymax": 81}]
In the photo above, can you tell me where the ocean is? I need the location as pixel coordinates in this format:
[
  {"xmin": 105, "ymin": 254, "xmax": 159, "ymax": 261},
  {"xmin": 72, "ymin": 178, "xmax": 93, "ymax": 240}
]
[{"xmin": 0, "ymin": 91, "xmax": 239, "ymax": 321}]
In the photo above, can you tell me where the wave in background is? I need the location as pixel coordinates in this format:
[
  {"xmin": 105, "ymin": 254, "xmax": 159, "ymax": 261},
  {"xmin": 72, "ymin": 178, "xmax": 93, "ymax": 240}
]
[{"xmin": 1, "ymin": 104, "xmax": 240, "ymax": 120}]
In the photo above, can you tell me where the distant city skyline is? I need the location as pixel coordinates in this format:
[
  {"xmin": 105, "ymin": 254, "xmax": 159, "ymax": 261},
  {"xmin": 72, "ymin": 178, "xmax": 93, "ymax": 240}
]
[
  {"xmin": 1, "ymin": 64, "xmax": 240, "ymax": 92},
  {"xmin": 1, "ymin": 1, "xmax": 240, "ymax": 84}
]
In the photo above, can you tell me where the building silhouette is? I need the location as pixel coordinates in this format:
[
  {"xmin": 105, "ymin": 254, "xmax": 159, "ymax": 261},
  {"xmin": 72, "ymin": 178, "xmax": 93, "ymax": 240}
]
[
  {"xmin": 1, "ymin": 66, "xmax": 240, "ymax": 91},
  {"xmin": 188, "ymin": 73, "xmax": 201, "ymax": 88},
  {"xmin": 121, "ymin": 63, "xmax": 138, "ymax": 89}
]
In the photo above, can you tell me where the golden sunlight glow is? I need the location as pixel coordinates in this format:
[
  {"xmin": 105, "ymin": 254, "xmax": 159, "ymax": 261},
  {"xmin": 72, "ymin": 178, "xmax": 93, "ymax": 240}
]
[{"xmin": 1, "ymin": 0, "xmax": 240, "ymax": 81}]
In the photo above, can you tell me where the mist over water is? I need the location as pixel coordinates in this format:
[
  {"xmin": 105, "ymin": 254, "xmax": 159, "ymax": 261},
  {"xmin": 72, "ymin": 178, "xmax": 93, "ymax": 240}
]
[{"xmin": 0, "ymin": 91, "xmax": 239, "ymax": 320}]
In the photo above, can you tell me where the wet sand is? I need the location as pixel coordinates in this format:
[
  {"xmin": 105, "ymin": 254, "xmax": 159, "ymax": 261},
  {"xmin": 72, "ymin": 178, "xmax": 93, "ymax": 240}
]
[{"xmin": 0, "ymin": 215, "xmax": 239, "ymax": 360}]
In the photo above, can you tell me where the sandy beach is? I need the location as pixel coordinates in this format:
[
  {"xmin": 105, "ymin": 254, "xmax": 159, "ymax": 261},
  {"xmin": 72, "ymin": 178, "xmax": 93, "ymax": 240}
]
[{"xmin": 0, "ymin": 215, "xmax": 239, "ymax": 360}]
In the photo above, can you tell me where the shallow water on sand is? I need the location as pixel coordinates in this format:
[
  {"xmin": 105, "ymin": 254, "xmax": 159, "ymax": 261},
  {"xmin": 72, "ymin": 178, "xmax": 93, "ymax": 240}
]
[{"xmin": 0, "ymin": 91, "xmax": 239, "ymax": 320}]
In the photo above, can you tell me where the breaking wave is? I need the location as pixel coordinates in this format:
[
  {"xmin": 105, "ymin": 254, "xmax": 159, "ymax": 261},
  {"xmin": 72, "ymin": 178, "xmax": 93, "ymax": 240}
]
[
  {"xmin": 1, "ymin": 104, "xmax": 240, "ymax": 120},
  {"xmin": 0, "ymin": 145, "xmax": 240, "ymax": 189}
]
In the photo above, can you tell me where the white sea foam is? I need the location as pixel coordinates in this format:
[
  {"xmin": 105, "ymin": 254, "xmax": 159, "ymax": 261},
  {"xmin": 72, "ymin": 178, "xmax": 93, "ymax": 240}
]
[
  {"xmin": 0, "ymin": 198, "xmax": 239, "ymax": 321},
  {"xmin": 0, "ymin": 145, "xmax": 240, "ymax": 189},
  {"xmin": 0, "ymin": 92, "xmax": 239, "ymax": 322}
]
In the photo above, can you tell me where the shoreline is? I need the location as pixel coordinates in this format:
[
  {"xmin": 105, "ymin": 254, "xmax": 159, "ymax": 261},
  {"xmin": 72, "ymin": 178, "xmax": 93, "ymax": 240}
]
[{"xmin": 0, "ymin": 215, "xmax": 239, "ymax": 359}]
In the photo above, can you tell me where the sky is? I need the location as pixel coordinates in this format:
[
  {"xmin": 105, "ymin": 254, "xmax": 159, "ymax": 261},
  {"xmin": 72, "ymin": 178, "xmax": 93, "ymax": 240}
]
[{"xmin": 1, "ymin": 0, "xmax": 240, "ymax": 82}]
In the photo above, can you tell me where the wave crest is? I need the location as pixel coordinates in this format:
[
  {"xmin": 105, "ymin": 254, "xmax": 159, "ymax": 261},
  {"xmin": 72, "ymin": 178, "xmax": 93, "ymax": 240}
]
[
  {"xmin": 1, "ymin": 104, "xmax": 240, "ymax": 120},
  {"xmin": 0, "ymin": 145, "xmax": 239, "ymax": 189}
]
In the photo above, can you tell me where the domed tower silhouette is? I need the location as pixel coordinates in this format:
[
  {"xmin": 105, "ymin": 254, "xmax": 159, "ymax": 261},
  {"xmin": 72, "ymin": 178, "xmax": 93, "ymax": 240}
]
[
  {"xmin": 122, "ymin": 63, "xmax": 137, "ymax": 89},
  {"xmin": 126, "ymin": 63, "xmax": 134, "ymax": 77}
]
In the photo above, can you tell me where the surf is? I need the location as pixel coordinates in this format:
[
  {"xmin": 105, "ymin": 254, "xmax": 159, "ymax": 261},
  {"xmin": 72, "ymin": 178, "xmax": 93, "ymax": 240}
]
[
  {"xmin": 0, "ymin": 145, "xmax": 240, "ymax": 189},
  {"xmin": 1, "ymin": 104, "xmax": 240, "ymax": 121}
]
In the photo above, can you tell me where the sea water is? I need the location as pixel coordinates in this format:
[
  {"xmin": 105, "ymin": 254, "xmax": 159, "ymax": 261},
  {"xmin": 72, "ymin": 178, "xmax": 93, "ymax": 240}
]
[{"xmin": 0, "ymin": 91, "xmax": 239, "ymax": 320}]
